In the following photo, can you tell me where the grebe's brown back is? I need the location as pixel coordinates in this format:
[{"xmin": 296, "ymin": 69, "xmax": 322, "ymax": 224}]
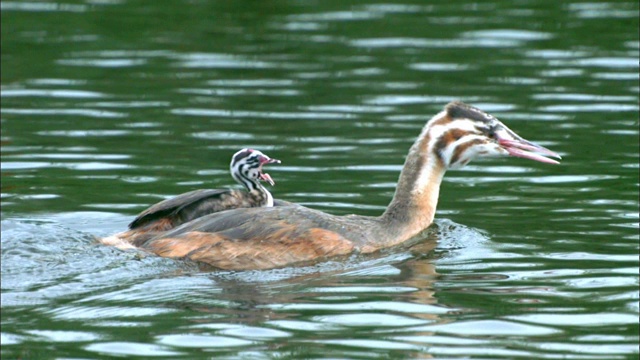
[{"xmin": 102, "ymin": 102, "xmax": 561, "ymax": 270}]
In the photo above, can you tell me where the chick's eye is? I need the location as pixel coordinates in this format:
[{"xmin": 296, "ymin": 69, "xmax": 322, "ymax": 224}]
[{"xmin": 487, "ymin": 126, "xmax": 497, "ymax": 138}]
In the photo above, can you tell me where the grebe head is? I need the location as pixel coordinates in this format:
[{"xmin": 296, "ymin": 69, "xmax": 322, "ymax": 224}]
[
  {"xmin": 430, "ymin": 101, "xmax": 562, "ymax": 169},
  {"xmin": 230, "ymin": 148, "xmax": 281, "ymax": 190}
]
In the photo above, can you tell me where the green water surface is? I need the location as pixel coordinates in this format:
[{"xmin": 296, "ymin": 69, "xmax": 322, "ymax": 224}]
[{"xmin": 1, "ymin": 1, "xmax": 638, "ymax": 359}]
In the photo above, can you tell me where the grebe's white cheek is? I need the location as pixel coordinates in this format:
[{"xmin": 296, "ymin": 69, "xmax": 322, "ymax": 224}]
[
  {"xmin": 472, "ymin": 143, "xmax": 506, "ymax": 159},
  {"xmin": 489, "ymin": 143, "xmax": 509, "ymax": 157}
]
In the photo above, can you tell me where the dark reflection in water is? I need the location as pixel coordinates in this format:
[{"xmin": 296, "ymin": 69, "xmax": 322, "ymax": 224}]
[{"xmin": 1, "ymin": 0, "xmax": 638, "ymax": 359}]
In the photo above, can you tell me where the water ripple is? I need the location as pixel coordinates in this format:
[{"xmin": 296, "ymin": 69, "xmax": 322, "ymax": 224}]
[
  {"xmin": 1, "ymin": 108, "xmax": 127, "ymax": 118},
  {"xmin": 1, "ymin": 2, "xmax": 88, "ymax": 12},
  {"xmin": 171, "ymin": 108, "xmax": 357, "ymax": 120},
  {"xmin": 508, "ymin": 313, "xmax": 638, "ymax": 326},
  {"xmin": 156, "ymin": 334, "xmax": 253, "ymax": 348},
  {"xmin": 1, "ymin": 89, "xmax": 105, "ymax": 98},
  {"xmin": 407, "ymin": 319, "xmax": 560, "ymax": 336},
  {"xmin": 85, "ymin": 342, "xmax": 183, "ymax": 357},
  {"xmin": 57, "ymin": 58, "xmax": 147, "ymax": 67}
]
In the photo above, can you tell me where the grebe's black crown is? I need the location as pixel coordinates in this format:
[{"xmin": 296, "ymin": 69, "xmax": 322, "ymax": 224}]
[{"xmin": 446, "ymin": 101, "xmax": 496, "ymax": 123}]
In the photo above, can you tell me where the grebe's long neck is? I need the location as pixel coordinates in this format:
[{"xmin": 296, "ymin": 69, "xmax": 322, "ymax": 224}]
[{"xmin": 377, "ymin": 116, "xmax": 447, "ymax": 244}]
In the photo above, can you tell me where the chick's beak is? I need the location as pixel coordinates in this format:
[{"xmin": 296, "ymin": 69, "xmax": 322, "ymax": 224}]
[
  {"xmin": 264, "ymin": 157, "xmax": 281, "ymax": 165},
  {"xmin": 258, "ymin": 155, "xmax": 281, "ymax": 186},
  {"xmin": 260, "ymin": 173, "xmax": 275, "ymax": 186}
]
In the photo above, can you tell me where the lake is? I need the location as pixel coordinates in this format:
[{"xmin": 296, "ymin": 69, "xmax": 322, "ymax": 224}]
[{"xmin": 1, "ymin": 1, "xmax": 638, "ymax": 359}]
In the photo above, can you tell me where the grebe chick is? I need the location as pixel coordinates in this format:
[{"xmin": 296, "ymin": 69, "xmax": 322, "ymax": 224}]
[
  {"xmin": 127, "ymin": 148, "xmax": 281, "ymax": 233},
  {"xmin": 102, "ymin": 102, "xmax": 561, "ymax": 269}
]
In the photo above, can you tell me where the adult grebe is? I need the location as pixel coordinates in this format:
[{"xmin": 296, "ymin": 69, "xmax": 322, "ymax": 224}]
[
  {"xmin": 101, "ymin": 102, "xmax": 561, "ymax": 269},
  {"xmin": 109, "ymin": 149, "xmax": 281, "ymax": 241}
]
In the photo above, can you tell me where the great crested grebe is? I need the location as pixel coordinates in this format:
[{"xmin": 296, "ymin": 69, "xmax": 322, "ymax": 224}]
[
  {"xmin": 121, "ymin": 149, "xmax": 281, "ymax": 234},
  {"xmin": 101, "ymin": 102, "xmax": 561, "ymax": 269}
]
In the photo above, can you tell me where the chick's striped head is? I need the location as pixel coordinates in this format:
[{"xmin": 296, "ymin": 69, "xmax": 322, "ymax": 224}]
[{"xmin": 230, "ymin": 148, "xmax": 281, "ymax": 190}]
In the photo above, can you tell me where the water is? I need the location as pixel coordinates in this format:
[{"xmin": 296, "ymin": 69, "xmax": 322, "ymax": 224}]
[{"xmin": 1, "ymin": 1, "xmax": 638, "ymax": 359}]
